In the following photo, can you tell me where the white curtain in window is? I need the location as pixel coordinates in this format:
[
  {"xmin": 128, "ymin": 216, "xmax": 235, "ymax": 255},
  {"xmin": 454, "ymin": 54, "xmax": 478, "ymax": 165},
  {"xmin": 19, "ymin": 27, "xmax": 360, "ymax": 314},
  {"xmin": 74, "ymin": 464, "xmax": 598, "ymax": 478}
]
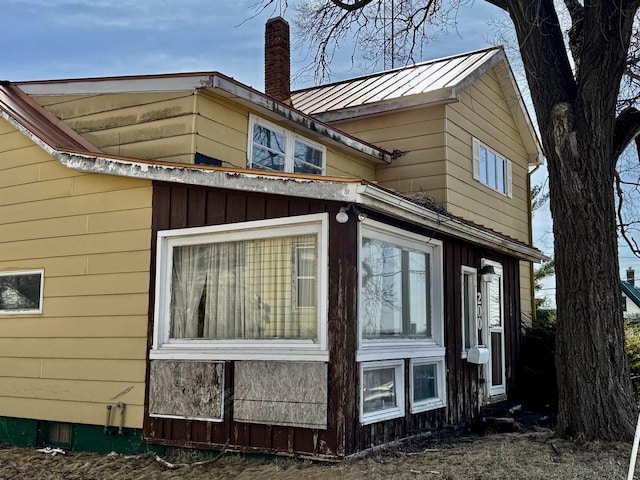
[
  {"xmin": 170, "ymin": 236, "xmax": 317, "ymax": 341},
  {"xmin": 203, "ymin": 241, "xmax": 249, "ymax": 338},
  {"xmin": 171, "ymin": 245, "xmax": 209, "ymax": 338}
]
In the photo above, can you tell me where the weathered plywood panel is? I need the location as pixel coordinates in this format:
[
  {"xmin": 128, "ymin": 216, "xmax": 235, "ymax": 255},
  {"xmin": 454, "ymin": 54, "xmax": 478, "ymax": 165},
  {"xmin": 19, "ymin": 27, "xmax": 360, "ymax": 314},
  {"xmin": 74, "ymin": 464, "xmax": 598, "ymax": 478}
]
[
  {"xmin": 149, "ymin": 361, "xmax": 224, "ymax": 420},
  {"xmin": 234, "ymin": 361, "xmax": 327, "ymax": 429}
]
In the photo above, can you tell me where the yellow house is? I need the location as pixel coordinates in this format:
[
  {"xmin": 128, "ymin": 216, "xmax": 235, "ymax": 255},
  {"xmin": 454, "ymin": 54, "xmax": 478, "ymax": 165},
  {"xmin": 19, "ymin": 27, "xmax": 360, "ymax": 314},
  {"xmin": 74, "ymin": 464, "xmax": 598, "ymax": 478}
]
[
  {"xmin": 0, "ymin": 19, "xmax": 544, "ymax": 458},
  {"xmin": 291, "ymin": 47, "xmax": 543, "ymax": 326}
]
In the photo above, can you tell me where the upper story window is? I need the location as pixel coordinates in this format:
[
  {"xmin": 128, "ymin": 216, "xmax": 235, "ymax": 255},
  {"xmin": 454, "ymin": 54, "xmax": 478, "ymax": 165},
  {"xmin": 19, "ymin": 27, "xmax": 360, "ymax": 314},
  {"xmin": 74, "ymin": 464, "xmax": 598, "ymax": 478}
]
[
  {"xmin": 472, "ymin": 138, "xmax": 512, "ymax": 198},
  {"xmin": 0, "ymin": 270, "xmax": 44, "ymax": 315},
  {"xmin": 248, "ymin": 115, "xmax": 326, "ymax": 175},
  {"xmin": 151, "ymin": 214, "xmax": 329, "ymax": 361}
]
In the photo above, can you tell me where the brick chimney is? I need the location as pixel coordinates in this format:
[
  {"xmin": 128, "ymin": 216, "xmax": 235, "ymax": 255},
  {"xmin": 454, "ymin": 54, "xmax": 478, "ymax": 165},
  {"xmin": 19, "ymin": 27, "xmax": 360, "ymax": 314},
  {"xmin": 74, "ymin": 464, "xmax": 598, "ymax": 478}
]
[
  {"xmin": 628, "ymin": 267, "xmax": 635, "ymax": 286},
  {"xmin": 265, "ymin": 17, "xmax": 291, "ymax": 103}
]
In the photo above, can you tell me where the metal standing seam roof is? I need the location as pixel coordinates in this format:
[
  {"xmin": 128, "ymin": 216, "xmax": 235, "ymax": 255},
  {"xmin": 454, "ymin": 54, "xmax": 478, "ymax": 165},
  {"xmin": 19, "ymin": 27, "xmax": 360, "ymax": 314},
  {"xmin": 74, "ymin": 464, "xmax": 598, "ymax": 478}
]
[{"xmin": 291, "ymin": 48, "xmax": 500, "ymax": 115}]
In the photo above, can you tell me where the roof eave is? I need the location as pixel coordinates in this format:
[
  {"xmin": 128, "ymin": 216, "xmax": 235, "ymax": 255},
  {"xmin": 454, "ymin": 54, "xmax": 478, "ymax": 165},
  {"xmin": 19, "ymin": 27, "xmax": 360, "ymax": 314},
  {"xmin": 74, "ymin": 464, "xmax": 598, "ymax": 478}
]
[
  {"xmin": 207, "ymin": 75, "xmax": 392, "ymax": 164},
  {"xmin": 52, "ymin": 150, "xmax": 546, "ymax": 263}
]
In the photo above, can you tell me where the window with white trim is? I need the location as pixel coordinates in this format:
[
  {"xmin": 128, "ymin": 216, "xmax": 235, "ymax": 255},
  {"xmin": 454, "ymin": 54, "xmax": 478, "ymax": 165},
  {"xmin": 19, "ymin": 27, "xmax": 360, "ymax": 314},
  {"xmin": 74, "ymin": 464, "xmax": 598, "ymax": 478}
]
[
  {"xmin": 360, "ymin": 360, "xmax": 405, "ymax": 425},
  {"xmin": 358, "ymin": 220, "xmax": 444, "ymax": 359},
  {"xmin": 248, "ymin": 115, "xmax": 325, "ymax": 175},
  {"xmin": 472, "ymin": 138, "xmax": 512, "ymax": 197},
  {"xmin": 151, "ymin": 214, "xmax": 328, "ymax": 361},
  {"xmin": 357, "ymin": 220, "xmax": 446, "ymax": 423},
  {"xmin": 410, "ymin": 358, "xmax": 447, "ymax": 413},
  {"xmin": 461, "ymin": 266, "xmax": 478, "ymax": 357},
  {"xmin": 0, "ymin": 270, "xmax": 44, "ymax": 315}
]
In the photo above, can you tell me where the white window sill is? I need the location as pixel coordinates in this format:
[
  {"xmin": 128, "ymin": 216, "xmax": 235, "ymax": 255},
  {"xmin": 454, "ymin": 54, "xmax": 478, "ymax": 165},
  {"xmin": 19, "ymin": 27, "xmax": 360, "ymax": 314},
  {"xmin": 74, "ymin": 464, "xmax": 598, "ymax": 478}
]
[
  {"xmin": 150, "ymin": 346, "xmax": 329, "ymax": 362},
  {"xmin": 356, "ymin": 345, "xmax": 445, "ymax": 362},
  {"xmin": 410, "ymin": 399, "xmax": 446, "ymax": 414},
  {"xmin": 360, "ymin": 406, "xmax": 404, "ymax": 426}
]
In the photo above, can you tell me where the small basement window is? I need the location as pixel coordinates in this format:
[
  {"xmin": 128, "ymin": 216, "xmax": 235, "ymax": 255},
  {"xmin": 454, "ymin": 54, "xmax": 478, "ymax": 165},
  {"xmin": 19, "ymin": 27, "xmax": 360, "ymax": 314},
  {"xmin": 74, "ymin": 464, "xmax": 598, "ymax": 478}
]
[
  {"xmin": 248, "ymin": 114, "xmax": 325, "ymax": 175},
  {"xmin": 41, "ymin": 422, "xmax": 73, "ymax": 448},
  {"xmin": 0, "ymin": 270, "xmax": 44, "ymax": 315},
  {"xmin": 360, "ymin": 360, "xmax": 405, "ymax": 425},
  {"xmin": 410, "ymin": 358, "xmax": 446, "ymax": 413}
]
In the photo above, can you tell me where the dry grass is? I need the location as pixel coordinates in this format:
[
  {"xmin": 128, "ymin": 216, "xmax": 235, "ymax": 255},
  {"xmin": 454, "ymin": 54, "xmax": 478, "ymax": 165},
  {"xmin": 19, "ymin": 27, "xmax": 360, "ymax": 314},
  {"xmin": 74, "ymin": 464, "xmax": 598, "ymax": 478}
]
[{"xmin": 0, "ymin": 430, "xmax": 636, "ymax": 480}]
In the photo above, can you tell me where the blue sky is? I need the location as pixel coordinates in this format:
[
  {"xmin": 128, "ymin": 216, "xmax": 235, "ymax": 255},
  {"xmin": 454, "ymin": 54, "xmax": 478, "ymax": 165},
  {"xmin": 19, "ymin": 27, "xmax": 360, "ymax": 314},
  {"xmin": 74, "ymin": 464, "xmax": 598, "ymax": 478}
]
[{"xmin": 4, "ymin": 0, "xmax": 637, "ymax": 303}]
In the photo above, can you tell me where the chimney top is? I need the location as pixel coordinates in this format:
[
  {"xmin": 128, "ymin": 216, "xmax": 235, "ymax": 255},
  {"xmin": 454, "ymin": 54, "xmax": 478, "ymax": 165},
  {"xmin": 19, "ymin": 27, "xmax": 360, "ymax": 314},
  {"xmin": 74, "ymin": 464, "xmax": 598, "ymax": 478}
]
[
  {"xmin": 265, "ymin": 17, "xmax": 291, "ymax": 103},
  {"xmin": 627, "ymin": 267, "xmax": 635, "ymax": 286}
]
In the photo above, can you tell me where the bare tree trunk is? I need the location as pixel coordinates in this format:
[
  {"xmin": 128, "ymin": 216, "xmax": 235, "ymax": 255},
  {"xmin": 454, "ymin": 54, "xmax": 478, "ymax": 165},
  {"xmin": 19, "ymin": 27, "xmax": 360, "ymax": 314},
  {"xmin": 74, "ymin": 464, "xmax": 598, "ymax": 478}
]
[
  {"xmin": 547, "ymin": 113, "xmax": 636, "ymax": 440},
  {"xmin": 506, "ymin": 0, "xmax": 639, "ymax": 441}
]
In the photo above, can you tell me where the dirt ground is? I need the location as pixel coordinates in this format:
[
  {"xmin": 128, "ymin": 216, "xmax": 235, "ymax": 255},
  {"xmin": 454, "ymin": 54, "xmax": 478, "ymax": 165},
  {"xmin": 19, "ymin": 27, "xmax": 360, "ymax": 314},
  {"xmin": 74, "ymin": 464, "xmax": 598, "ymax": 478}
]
[{"xmin": 0, "ymin": 430, "xmax": 636, "ymax": 480}]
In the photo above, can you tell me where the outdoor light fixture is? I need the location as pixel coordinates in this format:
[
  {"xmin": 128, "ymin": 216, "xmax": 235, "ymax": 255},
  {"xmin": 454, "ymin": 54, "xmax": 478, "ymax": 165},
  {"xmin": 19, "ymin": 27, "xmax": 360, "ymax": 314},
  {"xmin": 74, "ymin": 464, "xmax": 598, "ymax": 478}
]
[
  {"xmin": 336, "ymin": 206, "xmax": 350, "ymax": 224},
  {"xmin": 335, "ymin": 205, "xmax": 368, "ymax": 224},
  {"xmin": 479, "ymin": 265, "xmax": 496, "ymax": 283}
]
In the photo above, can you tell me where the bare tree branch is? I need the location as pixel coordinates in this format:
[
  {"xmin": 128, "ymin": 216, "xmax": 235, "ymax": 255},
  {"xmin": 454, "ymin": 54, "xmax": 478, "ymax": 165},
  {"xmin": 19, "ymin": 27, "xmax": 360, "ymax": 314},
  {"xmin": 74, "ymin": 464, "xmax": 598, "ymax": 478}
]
[
  {"xmin": 616, "ymin": 170, "xmax": 640, "ymax": 256},
  {"xmin": 614, "ymin": 107, "xmax": 640, "ymax": 159}
]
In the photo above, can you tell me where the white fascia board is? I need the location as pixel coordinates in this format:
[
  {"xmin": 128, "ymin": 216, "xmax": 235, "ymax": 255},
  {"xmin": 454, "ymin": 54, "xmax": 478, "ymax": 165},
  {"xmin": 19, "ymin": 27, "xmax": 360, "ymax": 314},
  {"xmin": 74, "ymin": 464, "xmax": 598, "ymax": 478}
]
[
  {"xmin": 310, "ymin": 88, "xmax": 457, "ymax": 123},
  {"xmin": 208, "ymin": 76, "xmax": 391, "ymax": 164},
  {"xmin": 53, "ymin": 151, "xmax": 363, "ymax": 203},
  {"xmin": 16, "ymin": 75, "xmax": 216, "ymax": 95}
]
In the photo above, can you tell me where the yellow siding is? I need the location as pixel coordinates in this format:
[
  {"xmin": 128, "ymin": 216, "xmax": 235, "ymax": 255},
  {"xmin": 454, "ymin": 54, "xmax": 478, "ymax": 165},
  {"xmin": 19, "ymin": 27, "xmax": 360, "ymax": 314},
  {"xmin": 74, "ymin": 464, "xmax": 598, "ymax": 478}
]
[
  {"xmin": 33, "ymin": 92, "xmax": 197, "ymax": 163},
  {"xmin": 196, "ymin": 92, "xmax": 377, "ymax": 178},
  {"xmin": 520, "ymin": 261, "xmax": 533, "ymax": 327},
  {"xmin": 329, "ymin": 106, "xmax": 448, "ymax": 202},
  {"xmin": 444, "ymin": 69, "xmax": 530, "ymax": 244},
  {"xmin": 0, "ymin": 119, "xmax": 152, "ymax": 429}
]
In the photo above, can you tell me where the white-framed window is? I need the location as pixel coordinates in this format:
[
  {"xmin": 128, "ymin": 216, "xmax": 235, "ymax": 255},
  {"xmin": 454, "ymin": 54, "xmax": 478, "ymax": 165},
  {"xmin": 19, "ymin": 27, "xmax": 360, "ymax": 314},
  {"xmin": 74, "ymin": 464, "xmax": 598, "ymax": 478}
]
[
  {"xmin": 360, "ymin": 360, "xmax": 405, "ymax": 425},
  {"xmin": 0, "ymin": 269, "xmax": 44, "ymax": 315},
  {"xmin": 357, "ymin": 220, "xmax": 444, "ymax": 361},
  {"xmin": 248, "ymin": 115, "xmax": 326, "ymax": 175},
  {"xmin": 472, "ymin": 138, "xmax": 512, "ymax": 197},
  {"xmin": 410, "ymin": 358, "xmax": 447, "ymax": 413},
  {"xmin": 461, "ymin": 266, "xmax": 478, "ymax": 358},
  {"xmin": 151, "ymin": 213, "xmax": 329, "ymax": 361}
]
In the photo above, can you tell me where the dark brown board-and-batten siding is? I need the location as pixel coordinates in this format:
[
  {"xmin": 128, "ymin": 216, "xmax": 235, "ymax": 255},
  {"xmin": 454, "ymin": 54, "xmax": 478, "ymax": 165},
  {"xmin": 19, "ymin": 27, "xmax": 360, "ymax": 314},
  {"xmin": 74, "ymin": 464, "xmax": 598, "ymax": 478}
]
[
  {"xmin": 143, "ymin": 182, "xmax": 522, "ymax": 457},
  {"xmin": 144, "ymin": 182, "xmax": 356, "ymax": 457}
]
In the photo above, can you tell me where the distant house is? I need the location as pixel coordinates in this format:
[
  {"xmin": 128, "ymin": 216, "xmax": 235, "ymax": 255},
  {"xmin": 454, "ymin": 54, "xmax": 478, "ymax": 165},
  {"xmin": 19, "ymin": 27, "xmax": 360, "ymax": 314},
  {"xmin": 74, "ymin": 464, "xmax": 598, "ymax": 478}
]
[
  {"xmin": 623, "ymin": 268, "xmax": 640, "ymax": 321},
  {"xmin": 0, "ymin": 18, "xmax": 544, "ymax": 458}
]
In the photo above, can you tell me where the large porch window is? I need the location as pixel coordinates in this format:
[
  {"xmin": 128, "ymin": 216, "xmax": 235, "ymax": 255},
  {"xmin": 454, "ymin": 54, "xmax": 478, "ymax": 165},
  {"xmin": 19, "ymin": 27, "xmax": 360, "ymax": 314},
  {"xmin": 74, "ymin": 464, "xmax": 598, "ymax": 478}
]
[
  {"xmin": 151, "ymin": 214, "xmax": 328, "ymax": 361},
  {"xmin": 357, "ymin": 220, "xmax": 446, "ymax": 423}
]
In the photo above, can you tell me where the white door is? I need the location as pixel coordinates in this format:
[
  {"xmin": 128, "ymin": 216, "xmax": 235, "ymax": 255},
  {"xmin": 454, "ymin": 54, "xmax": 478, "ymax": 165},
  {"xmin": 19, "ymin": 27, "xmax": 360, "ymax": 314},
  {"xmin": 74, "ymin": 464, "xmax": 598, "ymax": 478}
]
[{"xmin": 482, "ymin": 260, "xmax": 506, "ymax": 398}]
